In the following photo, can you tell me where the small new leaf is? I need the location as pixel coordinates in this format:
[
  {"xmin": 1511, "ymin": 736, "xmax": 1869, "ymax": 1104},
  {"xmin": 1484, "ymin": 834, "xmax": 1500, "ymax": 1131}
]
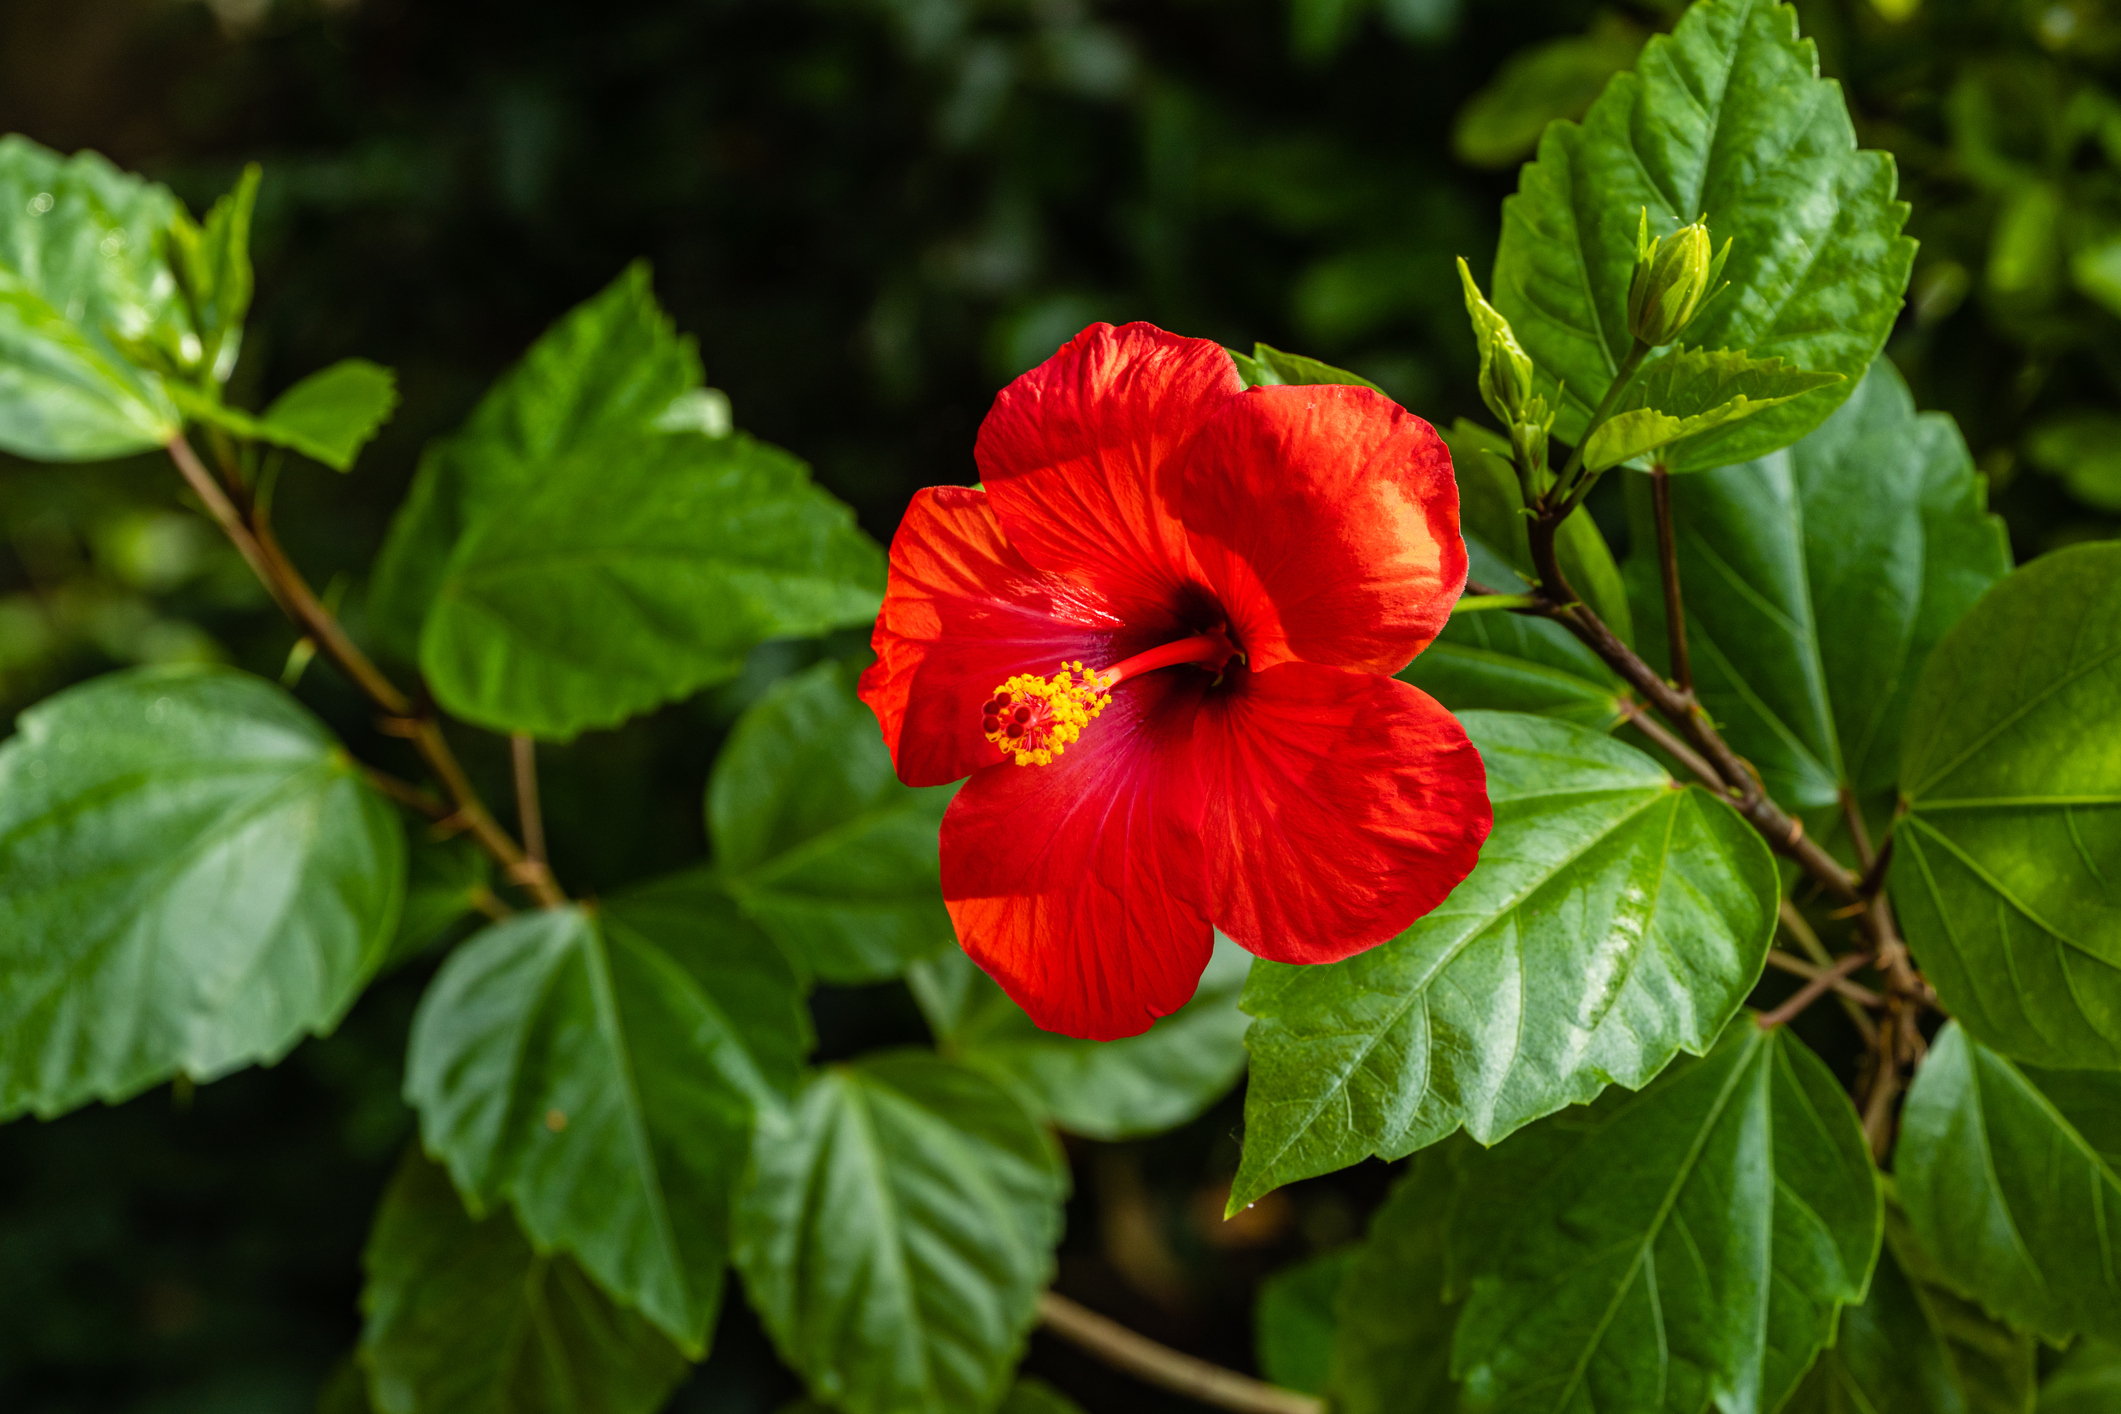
[
  {"xmin": 1228, "ymin": 341, "xmax": 1381, "ymax": 390},
  {"xmin": 1457, "ymin": 258, "xmax": 1539, "ymax": 429},
  {"xmin": 259, "ymin": 358, "xmax": 399, "ymax": 470},
  {"xmin": 1585, "ymin": 347, "xmax": 1844, "ymax": 471},
  {"xmin": 166, "ymin": 163, "xmax": 259, "ymax": 384}
]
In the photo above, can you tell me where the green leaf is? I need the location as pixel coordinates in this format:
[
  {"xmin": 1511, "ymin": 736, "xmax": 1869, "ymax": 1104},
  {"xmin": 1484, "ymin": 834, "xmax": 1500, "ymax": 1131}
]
[
  {"xmin": 1897, "ymin": 1022, "xmax": 2121, "ymax": 1346},
  {"xmin": 0, "ymin": 135, "xmax": 187, "ymax": 459},
  {"xmin": 733, "ymin": 1050, "xmax": 1068, "ymax": 1414},
  {"xmin": 1400, "ymin": 531, "xmax": 1626, "ymax": 728},
  {"xmin": 1444, "ymin": 418, "xmax": 1634, "ymax": 643},
  {"xmin": 1255, "ymin": 1249, "xmax": 1350, "ymax": 1396},
  {"xmin": 1231, "ymin": 710, "xmax": 1777, "ymax": 1208},
  {"xmin": 1453, "ymin": 22, "xmax": 1645, "ymax": 168},
  {"xmin": 711, "ymin": 660, "xmax": 954, "ymax": 984},
  {"xmin": 998, "ymin": 1378, "xmax": 1086, "ymax": 1414},
  {"xmin": 367, "ymin": 262, "xmax": 717, "ymax": 658},
  {"xmin": 907, "ymin": 936, "xmax": 1251, "ymax": 1141},
  {"xmin": 1583, "ymin": 348, "xmax": 1845, "ymax": 472},
  {"xmin": 2024, "ymin": 412, "xmax": 2121, "ymax": 513},
  {"xmin": 2041, "ymin": 1339, "xmax": 2121, "ymax": 1414},
  {"xmin": 0, "ymin": 665, "xmax": 404, "ymax": 1118},
  {"xmin": 383, "ymin": 832, "xmax": 491, "ymax": 974},
  {"xmin": 359, "ymin": 1150, "xmax": 689, "ymax": 1414},
  {"xmin": 166, "ymin": 163, "xmax": 258, "ymax": 385},
  {"xmin": 1227, "ymin": 341, "xmax": 1380, "ymax": 390},
  {"xmin": 1624, "ymin": 360, "xmax": 2011, "ymax": 820},
  {"xmin": 259, "ymin": 359, "xmax": 399, "ymax": 471},
  {"xmin": 1492, "ymin": 0, "xmax": 1914, "ymax": 472},
  {"xmin": 1893, "ymin": 541, "xmax": 2121, "ymax": 1067},
  {"xmin": 415, "ymin": 427, "xmax": 880, "ymax": 738},
  {"xmin": 1449, "ymin": 1021, "xmax": 1880, "ymax": 1414},
  {"xmin": 404, "ymin": 880, "xmax": 811, "ymax": 1352},
  {"xmin": 1785, "ymin": 1197, "xmax": 2037, "ymax": 1414},
  {"xmin": 1325, "ymin": 1147, "xmax": 1462, "ymax": 1414}
]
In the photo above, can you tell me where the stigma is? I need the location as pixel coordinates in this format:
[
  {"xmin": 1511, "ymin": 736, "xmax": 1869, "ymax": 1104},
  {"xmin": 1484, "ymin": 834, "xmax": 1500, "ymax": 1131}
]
[{"xmin": 982, "ymin": 662, "xmax": 1113, "ymax": 766}]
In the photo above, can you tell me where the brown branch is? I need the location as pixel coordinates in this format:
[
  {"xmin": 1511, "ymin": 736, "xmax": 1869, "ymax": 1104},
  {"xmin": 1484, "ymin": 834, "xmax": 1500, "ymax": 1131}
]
[
  {"xmin": 1758, "ymin": 951, "xmax": 1876, "ymax": 1029},
  {"xmin": 361, "ymin": 765, "xmax": 449, "ymax": 821},
  {"xmin": 511, "ymin": 734, "xmax": 547, "ymax": 866},
  {"xmin": 1650, "ymin": 464, "xmax": 1692, "ymax": 695},
  {"xmin": 167, "ymin": 432, "xmax": 565, "ymax": 910},
  {"xmin": 1860, "ymin": 1000, "xmax": 1907, "ymax": 1162},
  {"xmin": 1838, "ymin": 786, "xmax": 1875, "ymax": 872},
  {"xmin": 1037, "ymin": 1292, "xmax": 1324, "ymax": 1414},
  {"xmin": 1616, "ymin": 697, "xmax": 1721, "ymax": 789},
  {"xmin": 1766, "ymin": 950, "xmax": 1884, "ymax": 1011},
  {"xmin": 1777, "ymin": 899, "xmax": 1879, "ymax": 1045}
]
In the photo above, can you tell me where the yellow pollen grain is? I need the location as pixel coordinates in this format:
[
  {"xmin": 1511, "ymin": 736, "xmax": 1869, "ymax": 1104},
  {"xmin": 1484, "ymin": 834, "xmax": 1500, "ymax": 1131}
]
[{"xmin": 984, "ymin": 661, "xmax": 1113, "ymax": 766}]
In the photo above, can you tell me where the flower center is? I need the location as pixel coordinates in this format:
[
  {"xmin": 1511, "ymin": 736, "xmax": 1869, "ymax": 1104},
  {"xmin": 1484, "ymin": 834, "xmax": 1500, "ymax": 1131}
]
[{"xmin": 981, "ymin": 628, "xmax": 1239, "ymax": 767}]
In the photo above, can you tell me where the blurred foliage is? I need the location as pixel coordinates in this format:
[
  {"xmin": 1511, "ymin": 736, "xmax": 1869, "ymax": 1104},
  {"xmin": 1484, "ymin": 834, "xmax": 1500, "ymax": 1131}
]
[{"xmin": 0, "ymin": 0, "xmax": 2115, "ymax": 1409}]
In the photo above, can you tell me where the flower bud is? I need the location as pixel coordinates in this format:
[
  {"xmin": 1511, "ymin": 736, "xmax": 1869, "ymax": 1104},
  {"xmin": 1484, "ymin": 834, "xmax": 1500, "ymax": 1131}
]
[
  {"xmin": 1626, "ymin": 212, "xmax": 1728, "ymax": 347},
  {"xmin": 1457, "ymin": 258, "xmax": 1538, "ymax": 426}
]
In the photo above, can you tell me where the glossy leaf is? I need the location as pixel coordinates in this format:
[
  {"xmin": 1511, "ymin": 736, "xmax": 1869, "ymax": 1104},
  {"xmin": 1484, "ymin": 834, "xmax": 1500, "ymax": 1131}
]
[
  {"xmin": 360, "ymin": 1150, "xmax": 688, "ymax": 1414},
  {"xmin": 417, "ymin": 426, "xmax": 881, "ymax": 738},
  {"xmin": 1227, "ymin": 340, "xmax": 1380, "ymax": 390},
  {"xmin": 0, "ymin": 665, "xmax": 404, "ymax": 1118},
  {"xmin": 1897, "ymin": 1023, "xmax": 2121, "ymax": 1345},
  {"xmin": 907, "ymin": 935, "xmax": 1250, "ymax": 1140},
  {"xmin": 712, "ymin": 660, "xmax": 954, "ymax": 983},
  {"xmin": 1326, "ymin": 1147, "xmax": 1462, "ymax": 1414},
  {"xmin": 733, "ymin": 1050, "xmax": 1068, "ymax": 1414},
  {"xmin": 1255, "ymin": 1249, "xmax": 1349, "ymax": 1396},
  {"xmin": 1232, "ymin": 710, "xmax": 1778, "ymax": 1208},
  {"xmin": 368, "ymin": 261, "xmax": 723, "ymax": 657},
  {"xmin": 1449, "ymin": 1021, "xmax": 1880, "ymax": 1414},
  {"xmin": 404, "ymin": 880, "xmax": 811, "ymax": 1352},
  {"xmin": 1492, "ymin": 0, "xmax": 1914, "ymax": 472},
  {"xmin": 1625, "ymin": 360, "xmax": 2010, "ymax": 821},
  {"xmin": 1894, "ymin": 541, "xmax": 2121, "ymax": 1067},
  {"xmin": 1584, "ymin": 348, "xmax": 1844, "ymax": 472},
  {"xmin": 0, "ymin": 135, "xmax": 187, "ymax": 460},
  {"xmin": 1785, "ymin": 1198, "xmax": 2036, "ymax": 1414}
]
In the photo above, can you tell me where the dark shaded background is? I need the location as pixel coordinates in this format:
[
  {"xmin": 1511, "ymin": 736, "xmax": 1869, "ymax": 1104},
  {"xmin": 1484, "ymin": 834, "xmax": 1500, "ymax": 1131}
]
[{"xmin": 1, "ymin": 0, "xmax": 2115, "ymax": 1409}]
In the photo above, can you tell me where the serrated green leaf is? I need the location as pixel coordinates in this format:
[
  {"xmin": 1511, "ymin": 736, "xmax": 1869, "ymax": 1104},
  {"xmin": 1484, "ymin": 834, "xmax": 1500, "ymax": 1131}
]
[
  {"xmin": 1785, "ymin": 1197, "xmax": 2037, "ymax": 1414},
  {"xmin": 1584, "ymin": 347, "xmax": 1845, "ymax": 471},
  {"xmin": 711, "ymin": 660, "xmax": 953, "ymax": 984},
  {"xmin": 908, "ymin": 935, "xmax": 1250, "ymax": 1141},
  {"xmin": 0, "ymin": 135, "xmax": 187, "ymax": 459},
  {"xmin": 260, "ymin": 358, "xmax": 399, "ymax": 471},
  {"xmin": 1401, "ymin": 531, "xmax": 1626, "ymax": 727},
  {"xmin": 359, "ymin": 1150, "xmax": 689, "ymax": 1414},
  {"xmin": 1623, "ymin": 360, "xmax": 2011, "ymax": 823},
  {"xmin": 2041, "ymin": 1339, "xmax": 2121, "ymax": 1413},
  {"xmin": 1228, "ymin": 341, "xmax": 1380, "ymax": 390},
  {"xmin": 404, "ymin": 880, "xmax": 811, "ymax": 1352},
  {"xmin": 733, "ymin": 1050, "xmax": 1068, "ymax": 1414},
  {"xmin": 1449, "ymin": 1021, "xmax": 1880, "ymax": 1414},
  {"xmin": 367, "ymin": 262, "xmax": 714, "ymax": 657},
  {"xmin": 1897, "ymin": 1023, "xmax": 2121, "ymax": 1346},
  {"xmin": 1325, "ymin": 1146, "xmax": 1463, "ymax": 1414},
  {"xmin": 1443, "ymin": 418, "xmax": 1634, "ymax": 643},
  {"xmin": 1492, "ymin": 0, "xmax": 1914, "ymax": 472},
  {"xmin": 1254, "ymin": 1248, "xmax": 1350, "ymax": 1396},
  {"xmin": 0, "ymin": 665, "xmax": 404, "ymax": 1118},
  {"xmin": 418, "ymin": 428, "xmax": 882, "ymax": 738},
  {"xmin": 1893, "ymin": 541, "xmax": 2121, "ymax": 1068},
  {"xmin": 1231, "ymin": 710, "xmax": 1777, "ymax": 1208}
]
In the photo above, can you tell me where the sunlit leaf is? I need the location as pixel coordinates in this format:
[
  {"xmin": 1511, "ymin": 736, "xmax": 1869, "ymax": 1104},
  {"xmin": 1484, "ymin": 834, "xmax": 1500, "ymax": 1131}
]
[
  {"xmin": 0, "ymin": 665, "xmax": 403, "ymax": 1118},
  {"xmin": 1232, "ymin": 710, "xmax": 1777, "ymax": 1207},
  {"xmin": 1893, "ymin": 541, "xmax": 2121, "ymax": 1067},
  {"xmin": 1583, "ymin": 347, "xmax": 1844, "ymax": 472},
  {"xmin": 734, "ymin": 1050, "xmax": 1067, "ymax": 1414},
  {"xmin": 1227, "ymin": 340, "xmax": 1380, "ymax": 390}
]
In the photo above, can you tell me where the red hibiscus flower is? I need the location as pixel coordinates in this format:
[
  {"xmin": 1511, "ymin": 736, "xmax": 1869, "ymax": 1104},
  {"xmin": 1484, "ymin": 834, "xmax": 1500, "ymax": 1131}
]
[{"xmin": 858, "ymin": 323, "xmax": 1493, "ymax": 1040}]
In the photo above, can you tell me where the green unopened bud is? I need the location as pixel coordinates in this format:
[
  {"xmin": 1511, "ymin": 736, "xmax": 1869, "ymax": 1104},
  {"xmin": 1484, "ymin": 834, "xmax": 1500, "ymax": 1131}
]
[
  {"xmin": 1509, "ymin": 395, "xmax": 1556, "ymax": 487},
  {"xmin": 1626, "ymin": 211, "xmax": 1729, "ymax": 347},
  {"xmin": 1456, "ymin": 257, "xmax": 1538, "ymax": 425}
]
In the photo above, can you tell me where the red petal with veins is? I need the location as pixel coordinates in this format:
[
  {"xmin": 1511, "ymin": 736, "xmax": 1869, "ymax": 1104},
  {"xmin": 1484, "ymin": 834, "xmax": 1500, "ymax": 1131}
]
[
  {"xmin": 1182, "ymin": 383, "xmax": 1465, "ymax": 675},
  {"xmin": 976, "ymin": 322, "xmax": 1241, "ymax": 610},
  {"xmin": 1193, "ymin": 663, "xmax": 1490, "ymax": 963},
  {"xmin": 860, "ymin": 486, "xmax": 1128, "ymax": 788},
  {"xmin": 939, "ymin": 673, "xmax": 1214, "ymax": 1041}
]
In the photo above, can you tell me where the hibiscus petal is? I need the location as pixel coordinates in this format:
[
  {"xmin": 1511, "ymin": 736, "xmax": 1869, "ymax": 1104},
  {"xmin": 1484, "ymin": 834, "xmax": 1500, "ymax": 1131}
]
[
  {"xmin": 1182, "ymin": 384, "xmax": 1466, "ymax": 675},
  {"xmin": 939, "ymin": 674, "xmax": 1214, "ymax": 1041},
  {"xmin": 859, "ymin": 486, "xmax": 1126, "ymax": 788},
  {"xmin": 1194, "ymin": 663, "xmax": 1490, "ymax": 964},
  {"xmin": 976, "ymin": 322, "xmax": 1242, "ymax": 612}
]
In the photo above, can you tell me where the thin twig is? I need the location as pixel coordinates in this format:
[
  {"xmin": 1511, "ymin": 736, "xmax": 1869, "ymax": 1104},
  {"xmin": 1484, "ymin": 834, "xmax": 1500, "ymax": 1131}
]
[
  {"xmin": 1037, "ymin": 1292, "xmax": 1323, "ymax": 1414},
  {"xmin": 1777, "ymin": 899, "xmax": 1878, "ymax": 1044},
  {"xmin": 361, "ymin": 765, "xmax": 449, "ymax": 821},
  {"xmin": 1860, "ymin": 1002, "xmax": 1906, "ymax": 1162},
  {"xmin": 511, "ymin": 734, "xmax": 547, "ymax": 866},
  {"xmin": 1758, "ymin": 951, "xmax": 1875, "ymax": 1029},
  {"xmin": 1766, "ymin": 950, "xmax": 1884, "ymax": 1010},
  {"xmin": 1838, "ymin": 786, "xmax": 1875, "ymax": 872},
  {"xmin": 1857, "ymin": 834, "xmax": 1895, "ymax": 901},
  {"xmin": 1616, "ymin": 697, "xmax": 1720, "ymax": 788},
  {"xmin": 1650, "ymin": 464, "xmax": 1691, "ymax": 695}
]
